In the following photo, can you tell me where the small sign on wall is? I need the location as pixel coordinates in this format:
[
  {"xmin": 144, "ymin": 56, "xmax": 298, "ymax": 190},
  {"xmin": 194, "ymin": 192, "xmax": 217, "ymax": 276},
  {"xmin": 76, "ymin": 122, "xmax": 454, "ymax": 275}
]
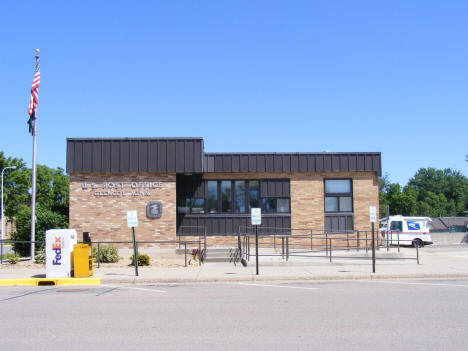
[{"xmin": 147, "ymin": 201, "xmax": 163, "ymax": 218}]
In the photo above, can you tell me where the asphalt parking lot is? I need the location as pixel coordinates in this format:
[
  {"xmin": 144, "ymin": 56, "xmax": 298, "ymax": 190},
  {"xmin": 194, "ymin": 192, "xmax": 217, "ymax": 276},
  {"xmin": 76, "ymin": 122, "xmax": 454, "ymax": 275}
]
[{"xmin": 1, "ymin": 278, "xmax": 468, "ymax": 350}]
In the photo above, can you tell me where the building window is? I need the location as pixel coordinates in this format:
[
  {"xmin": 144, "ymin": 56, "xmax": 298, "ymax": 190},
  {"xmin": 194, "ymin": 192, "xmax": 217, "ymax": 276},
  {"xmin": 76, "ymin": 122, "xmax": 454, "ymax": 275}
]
[
  {"xmin": 235, "ymin": 181, "xmax": 246, "ymax": 213},
  {"xmin": 221, "ymin": 180, "xmax": 232, "ymax": 213},
  {"xmin": 177, "ymin": 197, "xmax": 205, "ymax": 214},
  {"xmin": 177, "ymin": 197, "xmax": 190, "ymax": 214},
  {"xmin": 325, "ymin": 179, "xmax": 351, "ymax": 194},
  {"xmin": 277, "ymin": 198, "xmax": 290, "ymax": 213},
  {"xmin": 262, "ymin": 198, "xmax": 276, "ymax": 213},
  {"xmin": 191, "ymin": 198, "xmax": 205, "ymax": 214},
  {"xmin": 324, "ymin": 179, "xmax": 353, "ymax": 212},
  {"xmin": 177, "ymin": 179, "xmax": 290, "ymax": 215},
  {"xmin": 261, "ymin": 198, "xmax": 290, "ymax": 213},
  {"xmin": 249, "ymin": 180, "xmax": 260, "ymax": 209},
  {"xmin": 207, "ymin": 181, "xmax": 218, "ymax": 214}
]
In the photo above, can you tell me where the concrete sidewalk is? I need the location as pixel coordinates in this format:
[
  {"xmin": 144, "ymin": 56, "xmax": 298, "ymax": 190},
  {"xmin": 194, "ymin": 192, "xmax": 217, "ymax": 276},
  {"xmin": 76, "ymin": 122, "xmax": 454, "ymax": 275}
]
[{"xmin": 2, "ymin": 247, "xmax": 468, "ymax": 284}]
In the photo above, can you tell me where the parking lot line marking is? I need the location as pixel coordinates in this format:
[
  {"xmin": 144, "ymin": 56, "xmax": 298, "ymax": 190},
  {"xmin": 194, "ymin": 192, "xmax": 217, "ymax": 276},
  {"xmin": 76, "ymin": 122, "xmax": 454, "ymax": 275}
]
[
  {"xmin": 234, "ymin": 283, "xmax": 318, "ymax": 290},
  {"xmin": 367, "ymin": 281, "xmax": 468, "ymax": 288},
  {"xmin": 101, "ymin": 284, "xmax": 166, "ymax": 293},
  {"xmin": 0, "ymin": 287, "xmax": 58, "ymax": 302}
]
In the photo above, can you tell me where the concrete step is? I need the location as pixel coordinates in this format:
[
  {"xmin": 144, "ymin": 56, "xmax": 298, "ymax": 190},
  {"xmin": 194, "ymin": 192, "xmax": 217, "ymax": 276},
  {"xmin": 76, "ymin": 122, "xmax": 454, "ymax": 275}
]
[{"xmin": 204, "ymin": 248, "xmax": 240, "ymax": 262}]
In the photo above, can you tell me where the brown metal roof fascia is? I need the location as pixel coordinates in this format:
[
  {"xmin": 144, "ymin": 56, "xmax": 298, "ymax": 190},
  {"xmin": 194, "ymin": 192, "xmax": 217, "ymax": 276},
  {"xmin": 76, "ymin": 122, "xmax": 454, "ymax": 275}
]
[
  {"xmin": 203, "ymin": 152, "xmax": 381, "ymax": 176},
  {"xmin": 66, "ymin": 138, "xmax": 204, "ymax": 174}
]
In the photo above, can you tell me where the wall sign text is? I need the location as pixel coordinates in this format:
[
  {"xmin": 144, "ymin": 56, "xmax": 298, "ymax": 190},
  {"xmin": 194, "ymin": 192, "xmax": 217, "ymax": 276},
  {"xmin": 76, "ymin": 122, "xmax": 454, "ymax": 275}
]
[{"xmin": 81, "ymin": 181, "xmax": 163, "ymax": 197}]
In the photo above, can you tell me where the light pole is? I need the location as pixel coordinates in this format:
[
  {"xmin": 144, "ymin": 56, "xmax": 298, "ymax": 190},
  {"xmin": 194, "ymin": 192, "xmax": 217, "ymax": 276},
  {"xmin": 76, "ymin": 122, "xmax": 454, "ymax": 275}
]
[{"xmin": 1, "ymin": 166, "xmax": 17, "ymax": 263}]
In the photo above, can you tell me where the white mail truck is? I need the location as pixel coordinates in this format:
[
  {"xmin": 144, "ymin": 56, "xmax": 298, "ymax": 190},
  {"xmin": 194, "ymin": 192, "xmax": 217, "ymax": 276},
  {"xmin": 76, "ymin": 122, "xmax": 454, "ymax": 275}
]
[{"xmin": 379, "ymin": 215, "xmax": 433, "ymax": 247}]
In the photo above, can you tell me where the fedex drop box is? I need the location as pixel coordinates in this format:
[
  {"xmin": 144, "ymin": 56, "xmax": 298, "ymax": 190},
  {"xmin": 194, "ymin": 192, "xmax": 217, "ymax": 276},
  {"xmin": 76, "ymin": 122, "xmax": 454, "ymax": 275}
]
[{"xmin": 46, "ymin": 229, "xmax": 78, "ymax": 278}]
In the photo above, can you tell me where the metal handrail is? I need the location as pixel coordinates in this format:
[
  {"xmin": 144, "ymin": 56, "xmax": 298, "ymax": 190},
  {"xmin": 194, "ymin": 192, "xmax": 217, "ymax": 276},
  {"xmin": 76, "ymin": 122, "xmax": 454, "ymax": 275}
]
[{"xmin": 2, "ymin": 238, "xmax": 204, "ymax": 267}]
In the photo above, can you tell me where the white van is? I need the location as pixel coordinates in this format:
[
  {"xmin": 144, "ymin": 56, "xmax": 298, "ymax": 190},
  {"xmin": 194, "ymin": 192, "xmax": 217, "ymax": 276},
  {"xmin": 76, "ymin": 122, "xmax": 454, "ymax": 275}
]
[{"xmin": 379, "ymin": 215, "xmax": 433, "ymax": 247}]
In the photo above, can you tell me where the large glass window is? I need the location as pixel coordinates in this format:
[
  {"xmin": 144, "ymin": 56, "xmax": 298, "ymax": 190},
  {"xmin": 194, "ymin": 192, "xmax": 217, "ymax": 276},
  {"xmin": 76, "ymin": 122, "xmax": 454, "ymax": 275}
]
[
  {"xmin": 324, "ymin": 179, "xmax": 353, "ymax": 213},
  {"xmin": 221, "ymin": 181, "xmax": 232, "ymax": 213},
  {"xmin": 207, "ymin": 181, "xmax": 218, "ymax": 214},
  {"xmin": 178, "ymin": 179, "xmax": 290, "ymax": 215},
  {"xmin": 235, "ymin": 181, "xmax": 246, "ymax": 213},
  {"xmin": 249, "ymin": 180, "xmax": 260, "ymax": 209}
]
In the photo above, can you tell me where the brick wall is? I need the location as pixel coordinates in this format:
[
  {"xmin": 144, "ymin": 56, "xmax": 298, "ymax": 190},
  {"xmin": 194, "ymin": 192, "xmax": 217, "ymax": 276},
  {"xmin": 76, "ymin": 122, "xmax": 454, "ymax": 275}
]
[
  {"xmin": 204, "ymin": 171, "xmax": 379, "ymax": 232},
  {"xmin": 69, "ymin": 173, "xmax": 176, "ymax": 244},
  {"xmin": 69, "ymin": 171, "xmax": 378, "ymax": 247},
  {"xmin": 352, "ymin": 172, "xmax": 380, "ymax": 231},
  {"xmin": 291, "ymin": 171, "xmax": 379, "ymax": 232}
]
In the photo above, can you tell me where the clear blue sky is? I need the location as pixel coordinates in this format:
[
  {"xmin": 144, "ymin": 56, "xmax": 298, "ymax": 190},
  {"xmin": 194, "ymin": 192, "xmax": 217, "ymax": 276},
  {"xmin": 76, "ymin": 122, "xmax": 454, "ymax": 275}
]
[{"xmin": 1, "ymin": 0, "xmax": 467, "ymax": 185}]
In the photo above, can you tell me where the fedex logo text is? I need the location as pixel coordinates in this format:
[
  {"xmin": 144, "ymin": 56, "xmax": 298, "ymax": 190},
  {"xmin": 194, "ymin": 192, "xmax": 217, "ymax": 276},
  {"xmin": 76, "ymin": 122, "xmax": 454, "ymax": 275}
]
[{"xmin": 52, "ymin": 237, "xmax": 62, "ymax": 265}]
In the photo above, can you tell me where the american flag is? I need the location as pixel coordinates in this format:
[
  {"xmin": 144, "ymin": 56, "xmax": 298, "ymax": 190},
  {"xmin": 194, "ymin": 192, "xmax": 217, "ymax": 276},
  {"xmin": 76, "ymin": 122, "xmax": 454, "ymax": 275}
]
[{"xmin": 28, "ymin": 54, "xmax": 40, "ymax": 135}]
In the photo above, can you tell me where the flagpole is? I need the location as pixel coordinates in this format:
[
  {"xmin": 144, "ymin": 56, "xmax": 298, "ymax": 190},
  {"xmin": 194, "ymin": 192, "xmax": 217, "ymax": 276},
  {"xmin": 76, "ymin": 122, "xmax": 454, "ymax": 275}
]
[{"xmin": 30, "ymin": 48, "xmax": 39, "ymax": 260}]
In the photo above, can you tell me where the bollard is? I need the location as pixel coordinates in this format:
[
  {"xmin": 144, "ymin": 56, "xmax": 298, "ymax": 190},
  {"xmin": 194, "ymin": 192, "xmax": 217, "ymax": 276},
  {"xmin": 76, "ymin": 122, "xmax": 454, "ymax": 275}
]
[
  {"xmin": 416, "ymin": 245, "xmax": 420, "ymax": 265},
  {"xmin": 329, "ymin": 239, "xmax": 332, "ymax": 263},
  {"xmin": 184, "ymin": 242, "xmax": 187, "ymax": 267}
]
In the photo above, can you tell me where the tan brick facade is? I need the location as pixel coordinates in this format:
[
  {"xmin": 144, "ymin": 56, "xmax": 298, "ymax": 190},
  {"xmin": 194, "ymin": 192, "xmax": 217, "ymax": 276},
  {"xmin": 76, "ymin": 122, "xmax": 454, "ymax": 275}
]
[
  {"xmin": 204, "ymin": 171, "xmax": 379, "ymax": 233},
  {"xmin": 69, "ymin": 171, "xmax": 378, "ymax": 247},
  {"xmin": 69, "ymin": 173, "xmax": 176, "ymax": 244}
]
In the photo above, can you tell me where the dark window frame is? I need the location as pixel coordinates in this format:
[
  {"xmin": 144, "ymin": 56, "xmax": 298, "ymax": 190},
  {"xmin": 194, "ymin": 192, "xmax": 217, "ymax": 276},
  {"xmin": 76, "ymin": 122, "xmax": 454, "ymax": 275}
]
[
  {"xmin": 177, "ymin": 179, "xmax": 291, "ymax": 215},
  {"xmin": 324, "ymin": 178, "xmax": 353, "ymax": 213}
]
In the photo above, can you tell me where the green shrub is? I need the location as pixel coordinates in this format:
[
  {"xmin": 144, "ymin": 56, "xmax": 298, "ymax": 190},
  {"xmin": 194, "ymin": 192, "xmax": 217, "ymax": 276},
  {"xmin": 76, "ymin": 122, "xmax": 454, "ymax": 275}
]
[
  {"xmin": 12, "ymin": 202, "xmax": 68, "ymax": 256},
  {"xmin": 6, "ymin": 254, "xmax": 19, "ymax": 264},
  {"xmin": 34, "ymin": 249, "xmax": 46, "ymax": 264},
  {"xmin": 130, "ymin": 253, "xmax": 150, "ymax": 266},
  {"xmin": 92, "ymin": 245, "xmax": 120, "ymax": 263}
]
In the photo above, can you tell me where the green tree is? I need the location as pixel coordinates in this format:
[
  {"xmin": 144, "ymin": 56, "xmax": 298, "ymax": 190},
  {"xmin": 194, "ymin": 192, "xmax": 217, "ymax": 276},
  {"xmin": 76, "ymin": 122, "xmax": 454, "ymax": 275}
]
[
  {"xmin": 380, "ymin": 168, "xmax": 468, "ymax": 217},
  {"xmin": 0, "ymin": 151, "xmax": 70, "ymax": 256},
  {"xmin": 379, "ymin": 174, "xmax": 418, "ymax": 217},
  {"xmin": 0, "ymin": 151, "xmax": 30, "ymax": 220},
  {"xmin": 11, "ymin": 204, "xmax": 68, "ymax": 256},
  {"xmin": 36, "ymin": 165, "xmax": 69, "ymax": 218},
  {"xmin": 407, "ymin": 168, "xmax": 468, "ymax": 216}
]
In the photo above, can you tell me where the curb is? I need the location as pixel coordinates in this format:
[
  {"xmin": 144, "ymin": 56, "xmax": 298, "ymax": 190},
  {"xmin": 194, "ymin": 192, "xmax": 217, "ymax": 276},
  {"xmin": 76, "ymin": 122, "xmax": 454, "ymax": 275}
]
[
  {"xmin": 0, "ymin": 277, "xmax": 101, "ymax": 286},
  {"xmin": 96, "ymin": 272, "xmax": 468, "ymax": 284}
]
